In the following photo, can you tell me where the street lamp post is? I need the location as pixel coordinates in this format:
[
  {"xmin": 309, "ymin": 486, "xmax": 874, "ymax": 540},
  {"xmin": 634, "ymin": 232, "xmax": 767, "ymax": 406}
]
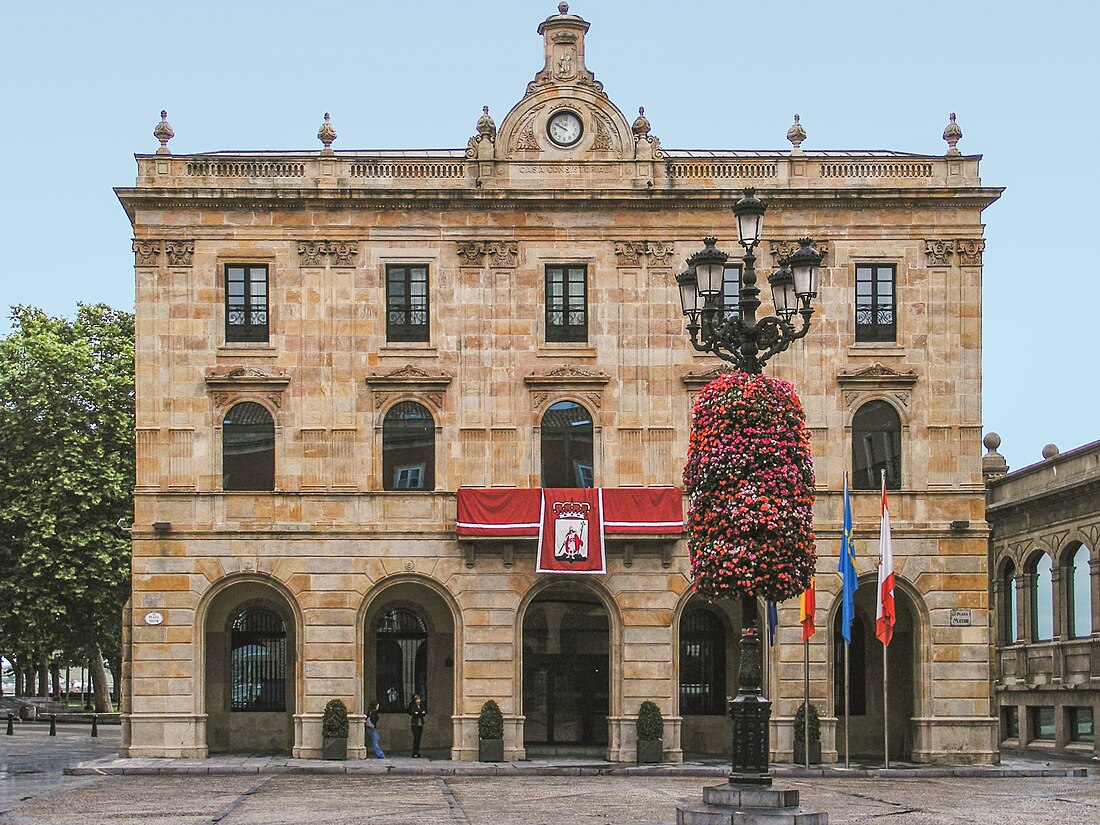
[{"xmin": 675, "ymin": 189, "xmax": 822, "ymax": 785}]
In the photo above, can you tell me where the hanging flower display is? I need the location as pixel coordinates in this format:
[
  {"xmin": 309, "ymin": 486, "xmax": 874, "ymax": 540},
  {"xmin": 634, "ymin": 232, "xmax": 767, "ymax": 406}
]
[{"xmin": 683, "ymin": 370, "xmax": 816, "ymax": 601}]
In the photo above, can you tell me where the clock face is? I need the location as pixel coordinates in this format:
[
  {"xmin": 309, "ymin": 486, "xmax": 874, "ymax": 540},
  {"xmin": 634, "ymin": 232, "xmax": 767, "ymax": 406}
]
[{"xmin": 547, "ymin": 110, "xmax": 583, "ymax": 147}]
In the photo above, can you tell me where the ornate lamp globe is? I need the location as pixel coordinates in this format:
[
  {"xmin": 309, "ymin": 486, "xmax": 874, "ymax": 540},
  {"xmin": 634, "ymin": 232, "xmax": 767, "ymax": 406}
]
[
  {"xmin": 733, "ymin": 188, "xmax": 766, "ymax": 248},
  {"xmin": 768, "ymin": 264, "xmax": 798, "ymax": 320},
  {"xmin": 686, "ymin": 237, "xmax": 729, "ymax": 299},
  {"xmin": 787, "ymin": 238, "xmax": 822, "ymax": 300}
]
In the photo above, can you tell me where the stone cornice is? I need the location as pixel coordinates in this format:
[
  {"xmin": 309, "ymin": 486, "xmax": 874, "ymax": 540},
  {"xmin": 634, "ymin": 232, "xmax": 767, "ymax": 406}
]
[{"xmin": 115, "ymin": 186, "xmax": 1005, "ymax": 224}]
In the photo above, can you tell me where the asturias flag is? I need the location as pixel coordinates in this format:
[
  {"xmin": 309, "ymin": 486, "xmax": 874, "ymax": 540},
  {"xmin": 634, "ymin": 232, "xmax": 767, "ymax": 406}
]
[
  {"xmin": 800, "ymin": 577, "xmax": 816, "ymax": 642},
  {"xmin": 876, "ymin": 474, "xmax": 896, "ymax": 646},
  {"xmin": 838, "ymin": 474, "xmax": 858, "ymax": 644}
]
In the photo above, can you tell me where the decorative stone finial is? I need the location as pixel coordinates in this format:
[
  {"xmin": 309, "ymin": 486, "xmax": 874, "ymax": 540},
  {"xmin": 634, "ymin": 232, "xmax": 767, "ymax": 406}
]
[
  {"xmin": 558, "ymin": 2, "xmax": 569, "ymax": 14},
  {"xmin": 153, "ymin": 110, "xmax": 174, "ymax": 155},
  {"xmin": 982, "ymin": 432, "xmax": 1008, "ymax": 483},
  {"xmin": 787, "ymin": 114, "xmax": 806, "ymax": 155},
  {"xmin": 1042, "ymin": 443, "xmax": 1060, "ymax": 460},
  {"xmin": 317, "ymin": 113, "xmax": 337, "ymax": 155},
  {"xmin": 943, "ymin": 112, "xmax": 962, "ymax": 156},
  {"xmin": 477, "ymin": 105, "xmax": 497, "ymax": 139},
  {"xmin": 632, "ymin": 106, "xmax": 651, "ymax": 138}
]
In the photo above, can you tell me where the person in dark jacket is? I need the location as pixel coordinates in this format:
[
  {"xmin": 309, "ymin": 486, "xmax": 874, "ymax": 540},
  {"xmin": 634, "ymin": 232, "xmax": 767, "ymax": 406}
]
[
  {"xmin": 407, "ymin": 694, "xmax": 426, "ymax": 757},
  {"xmin": 366, "ymin": 700, "xmax": 385, "ymax": 758}
]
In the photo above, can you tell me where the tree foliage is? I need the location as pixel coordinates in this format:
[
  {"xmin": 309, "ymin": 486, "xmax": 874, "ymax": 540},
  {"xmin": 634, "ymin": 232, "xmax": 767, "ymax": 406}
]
[{"xmin": 0, "ymin": 304, "xmax": 134, "ymax": 708}]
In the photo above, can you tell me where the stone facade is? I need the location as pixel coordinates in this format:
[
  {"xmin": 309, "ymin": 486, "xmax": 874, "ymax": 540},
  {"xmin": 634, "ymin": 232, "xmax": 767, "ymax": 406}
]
[
  {"xmin": 116, "ymin": 6, "xmax": 1001, "ymax": 762},
  {"xmin": 986, "ymin": 437, "xmax": 1100, "ymax": 757}
]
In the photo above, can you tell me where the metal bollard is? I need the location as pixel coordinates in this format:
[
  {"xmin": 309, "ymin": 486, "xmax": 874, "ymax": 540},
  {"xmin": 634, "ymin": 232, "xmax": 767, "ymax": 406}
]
[
  {"xmin": 6, "ymin": 713, "xmax": 13, "ymax": 735},
  {"xmin": 91, "ymin": 714, "xmax": 98, "ymax": 737},
  {"xmin": 49, "ymin": 714, "xmax": 57, "ymax": 736}
]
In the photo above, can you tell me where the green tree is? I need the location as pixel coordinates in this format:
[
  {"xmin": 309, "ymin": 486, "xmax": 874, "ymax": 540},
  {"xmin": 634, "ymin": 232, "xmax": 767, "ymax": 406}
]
[{"xmin": 0, "ymin": 304, "xmax": 134, "ymax": 711}]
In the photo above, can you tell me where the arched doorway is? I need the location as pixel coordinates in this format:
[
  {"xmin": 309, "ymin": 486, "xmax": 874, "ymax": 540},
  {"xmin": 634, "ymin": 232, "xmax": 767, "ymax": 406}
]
[
  {"xmin": 832, "ymin": 578, "xmax": 920, "ymax": 761},
  {"xmin": 363, "ymin": 580, "xmax": 456, "ymax": 757},
  {"xmin": 677, "ymin": 595, "xmax": 766, "ymax": 757},
  {"xmin": 522, "ymin": 582, "xmax": 609, "ymax": 753},
  {"xmin": 203, "ymin": 579, "xmax": 298, "ymax": 754}
]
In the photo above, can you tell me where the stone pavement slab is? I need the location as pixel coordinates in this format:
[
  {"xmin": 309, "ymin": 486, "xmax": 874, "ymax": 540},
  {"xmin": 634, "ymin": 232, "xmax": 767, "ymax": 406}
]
[{"xmin": 3, "ymin": 773, "xmax": 1099, "ymax": 825}]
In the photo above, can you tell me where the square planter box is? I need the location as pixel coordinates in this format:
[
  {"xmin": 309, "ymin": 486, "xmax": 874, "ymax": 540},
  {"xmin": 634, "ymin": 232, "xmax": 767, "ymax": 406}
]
[
  {"xmin": 793, "ymin": 740, "xmax": 821, "ymax": 765},
  {"xmin": 479, "ymin": 738, "xmax": 504, "ymax": 762},
  {"xmin": 323, "ymin": 736, "xmax": 348, "ymax": 760},
  {"xmin": 637, "ymin": 738, "xmax": 663, "ymax": 764}
]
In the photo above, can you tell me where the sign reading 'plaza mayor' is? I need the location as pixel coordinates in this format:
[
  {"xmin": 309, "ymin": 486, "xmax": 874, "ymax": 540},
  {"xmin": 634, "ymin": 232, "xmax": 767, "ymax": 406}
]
[{"xmin": 116, "ymin": 2, "xmax": 998, "ymax": 764}]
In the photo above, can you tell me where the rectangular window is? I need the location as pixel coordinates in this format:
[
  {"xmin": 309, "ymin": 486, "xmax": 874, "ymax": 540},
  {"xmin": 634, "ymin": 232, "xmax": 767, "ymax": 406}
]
[
  {"xmin": 1002, "ymin": 706, "xmax": 1019, "ymax": 740},
  {"xmin": 386, "ymin": 264, "xmax": 430, "ymax": 343},
  {"xmin": 1030, "ymin": 706, "xmax": 1056, "ymax": 740},
  {"xmin": 546, "ymin": 265, "xmax": 588, "ymax": 343},
  {"xmin": 394, "ymin": 465, "xmax": 425, "ymax": 490},
  {"xmin": 1069, "ymin": 707, "xmax": 1094, "ymax": 743},
  {"xmin": 722, "ymin": 264, "xmax": 742, "ymax": 320},
  {"xmin": 855, "ymin": 264, "xmax": 896, "ymax": 342},
  {"xmin": 225, "ymin": 264, "xmax": 269, "ymax": 342}
]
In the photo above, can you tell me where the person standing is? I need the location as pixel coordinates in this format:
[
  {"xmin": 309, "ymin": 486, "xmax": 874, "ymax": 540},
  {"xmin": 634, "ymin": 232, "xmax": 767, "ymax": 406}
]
[
  {"xmin": 407, "ymin": 694, "xmax": 426, "ymax": 757},
  {"xmin": 366, "ymin": 700, "xmax": 385, "ymax": 759}
]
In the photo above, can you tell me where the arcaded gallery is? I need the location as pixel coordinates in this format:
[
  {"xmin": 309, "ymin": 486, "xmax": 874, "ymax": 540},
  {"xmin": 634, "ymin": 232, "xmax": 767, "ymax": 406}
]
[{"xmin": 117, "ymin": 5, "xmax": 1001, "ymax": 762}]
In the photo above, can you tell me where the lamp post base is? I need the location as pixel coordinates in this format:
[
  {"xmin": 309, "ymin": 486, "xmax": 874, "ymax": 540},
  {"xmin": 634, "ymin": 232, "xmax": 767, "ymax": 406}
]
[{"xmin": 676, "ymin": 785, "xmax": 828, "ymax": 825}]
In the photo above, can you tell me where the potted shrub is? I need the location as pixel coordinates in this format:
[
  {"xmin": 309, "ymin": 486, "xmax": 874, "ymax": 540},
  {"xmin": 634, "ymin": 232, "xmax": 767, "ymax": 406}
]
[
  {"xmin": 478, "ymin": 699, "xmax": 504, "ymax": 762},
  {"xmin": 636, "ymin": 701, "xmax": 664, "ymax": 764},
  {"xmin": 793, "ymin": 700, "xmax": 821, "ymax": 765},
  {"xmin": 322, "ymin": 699, "xmax": 349, "ymax": 761}
]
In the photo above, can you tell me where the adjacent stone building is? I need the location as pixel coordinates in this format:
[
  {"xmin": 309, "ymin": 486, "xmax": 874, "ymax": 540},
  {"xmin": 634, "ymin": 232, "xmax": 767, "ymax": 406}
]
[
  {"xmin": 116, "ymin": 5, "xmax": 1001, "ymax": 762},
  {"xmin": 986, "ymin": 437, "xmax": 1099, "ymax": 757}
]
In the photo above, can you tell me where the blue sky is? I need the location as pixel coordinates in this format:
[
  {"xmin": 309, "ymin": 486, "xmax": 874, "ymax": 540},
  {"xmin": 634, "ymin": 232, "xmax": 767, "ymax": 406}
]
[{"xmin": 1, "ymin": 0, "xmax": 1095, "ymax": 473}]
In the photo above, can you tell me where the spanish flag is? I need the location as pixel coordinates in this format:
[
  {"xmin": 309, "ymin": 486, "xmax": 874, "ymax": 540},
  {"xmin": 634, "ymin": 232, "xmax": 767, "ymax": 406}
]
[{"xmin": 800, "ymin": 577, "xmax": 816, "ymax": 642}]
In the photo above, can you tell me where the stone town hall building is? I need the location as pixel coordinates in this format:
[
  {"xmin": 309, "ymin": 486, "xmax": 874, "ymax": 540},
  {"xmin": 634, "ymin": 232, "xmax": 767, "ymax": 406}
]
[{"xmin": 116, "ymin": 6, "xmax": 1002, "ymax": 762}]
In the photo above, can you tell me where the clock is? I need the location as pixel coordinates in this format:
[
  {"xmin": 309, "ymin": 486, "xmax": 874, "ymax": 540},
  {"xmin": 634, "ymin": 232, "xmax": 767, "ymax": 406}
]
[{"xmin": 547, "ymin": 110, "xmax": 583, "ymax": 147}]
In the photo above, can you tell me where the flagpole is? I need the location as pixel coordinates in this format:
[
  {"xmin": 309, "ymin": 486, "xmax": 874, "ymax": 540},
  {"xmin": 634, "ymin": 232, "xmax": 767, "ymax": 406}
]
[
  {"xmin": 881, "ymin": 468, "xmax": 889, "ymax": 771},
  {"xmin": 844, "ymin": 641, "xmax": 850, "ymax": 768},
  {"xmin": 803, "ymin": 637, "xmax": 810, "ymax": 769},
  {"xmin": 883, "ymin": 641, "xmax": 889, "ymax": 770}
]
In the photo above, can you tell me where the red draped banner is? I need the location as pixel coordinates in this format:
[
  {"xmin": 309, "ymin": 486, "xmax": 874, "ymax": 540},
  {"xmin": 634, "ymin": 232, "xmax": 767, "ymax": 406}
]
[{"xmin": 456, "ymin": 487, "xmax": 683, "ymax": 575}]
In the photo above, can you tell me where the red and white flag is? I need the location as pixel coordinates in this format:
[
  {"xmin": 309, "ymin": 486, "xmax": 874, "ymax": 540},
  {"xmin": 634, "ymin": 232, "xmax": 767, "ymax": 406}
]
[{"xmin": 876, "ymin": 475, "xmax": 896, "ymax": 645}]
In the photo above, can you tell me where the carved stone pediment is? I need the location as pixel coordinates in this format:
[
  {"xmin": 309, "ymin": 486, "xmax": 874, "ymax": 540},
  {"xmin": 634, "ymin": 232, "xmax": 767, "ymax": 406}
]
[
  {"xmin": 525, "ymin": 366, "xmax": 611, "ymax": 411},
  {"xmin": 837, "ymin": 363, "xmax": 918, "ymax": 386},
  {"xmin": 680, "ymin": 366, "xmax": 737, "ymax": 390},
  {"xmin": 205, "ymin": 366, "xmax": 291, "ymax": 409},
  {"xmin": 614, "ymin": 241, "xmax": 676, "ymax": 267},
  {"xmin": 524, "ymin": 366, "xmax": 611, "ymax": 389},
  {"xmin": 365, "ymin": 364, "xmax": 453, "ymax": 391},
  {"xmin": 837, "ymin": 363, "xmax": 918, "ymax": 408}
]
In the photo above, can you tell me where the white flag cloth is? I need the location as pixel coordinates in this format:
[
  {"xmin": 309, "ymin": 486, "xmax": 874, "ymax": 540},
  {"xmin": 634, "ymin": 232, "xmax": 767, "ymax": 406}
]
[{"xmin": 876, "ymin": 475, "xmax": 895, "ymax": 645}]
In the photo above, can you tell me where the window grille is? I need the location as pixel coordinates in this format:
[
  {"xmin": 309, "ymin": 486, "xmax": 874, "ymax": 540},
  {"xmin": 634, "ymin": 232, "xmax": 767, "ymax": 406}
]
[
  {"xmin": 679, "ymin": 609, "xmax": 726, "ymax": 715},
  {"xmin": 375, "ymin": 608, "xmax": 428, "ymax": 712},
  {"xmin": 855, "ymin": 264, "xmax": 896, "ymax": 342},
  {"xmin": 230, "ymin": 607, "xmax": 287, "ymax": 712},
  {"xmin": 225, "ymin": 265, "xmax": 269, "ymax": 342}
]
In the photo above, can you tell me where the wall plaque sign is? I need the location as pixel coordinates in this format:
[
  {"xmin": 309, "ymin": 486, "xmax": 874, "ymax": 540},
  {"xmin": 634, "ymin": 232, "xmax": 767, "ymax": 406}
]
[
  {"xmin": 949, "ymin": 608, "xmax": 972, "ymax": 627},
  {"xmin": 144, "ymin": 611, "xmax": 164, "ymax": 626}
]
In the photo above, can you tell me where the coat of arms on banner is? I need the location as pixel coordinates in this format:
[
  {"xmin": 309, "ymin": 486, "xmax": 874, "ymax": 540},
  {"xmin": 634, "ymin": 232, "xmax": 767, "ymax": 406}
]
[{"xmin": 553, "ymin": 500, "xmax": 589, "ymax": 563}]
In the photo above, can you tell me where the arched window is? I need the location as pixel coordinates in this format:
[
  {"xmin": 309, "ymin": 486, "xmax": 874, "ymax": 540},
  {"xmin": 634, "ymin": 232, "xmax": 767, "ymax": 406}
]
[
  {"xmin": 382, "ymin": 402, "xmax": 435, "ymax": 491},
  {"xmin": 541, "ymin": 401, "xmax": 594, "ymax": 488},
  {"xmin": 376, "ymin": 607, "xmax": 428, "ymax": 712},
  {"xmin": 1067, "ymin": 544, "xmax": 1093, "ymax": 639},
  {"xmin": 679, "ymin": 608, "xmax": 726, "ymax": 715},
  {"xmin": 852, "ymin": 401, "xmax": 901, "ymax": 491},
  {"xmin": 1002, "ymin": 561, "xmax": 1019, "ymax": 644},
  {"xmin": 833, "ymin": 612, "xmax": 866, "ymax": 715},
  {"xmin": 230, "ymin": 607, "xmax": 286, "ymax": 712},
  {"xmin": 1030, "ymin": 553, "xmax": 1054, "ymax": 641},
  {"xmin": 222, "ymin": 402, "xmax": 275, "ymax": 491}
]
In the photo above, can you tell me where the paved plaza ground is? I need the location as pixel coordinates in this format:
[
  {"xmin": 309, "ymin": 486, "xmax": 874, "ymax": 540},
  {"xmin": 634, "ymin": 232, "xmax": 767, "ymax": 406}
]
[{"xmin": 2, "ymin": 725, "xmax": 1098, "ymax": 824}]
